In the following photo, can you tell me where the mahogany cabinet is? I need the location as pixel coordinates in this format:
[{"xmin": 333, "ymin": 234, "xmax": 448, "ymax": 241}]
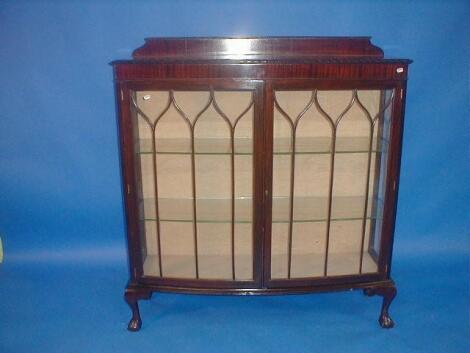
[{"xmin": 111, "ymin": 37, "xmax": 411, "ymax": 331}]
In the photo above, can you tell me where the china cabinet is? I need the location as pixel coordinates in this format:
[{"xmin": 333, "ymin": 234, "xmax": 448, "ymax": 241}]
[{"xmin": 111, "ymin": 37, "xmax": 411, "ymax": 331}]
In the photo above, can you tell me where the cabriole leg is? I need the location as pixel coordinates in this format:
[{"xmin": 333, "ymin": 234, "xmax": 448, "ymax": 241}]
[
  {"xmin": 124, "ymin": 287, "xmax": 152, "ymax": 332},
  {"xmin": 363, "ymin": 283, "xmax": 397, "ymax": 328}
]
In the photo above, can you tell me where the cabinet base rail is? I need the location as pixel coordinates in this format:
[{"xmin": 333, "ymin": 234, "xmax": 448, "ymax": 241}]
[{"xmin": 124, "ymin": 279, "xmax": 397, "ymax": 331}]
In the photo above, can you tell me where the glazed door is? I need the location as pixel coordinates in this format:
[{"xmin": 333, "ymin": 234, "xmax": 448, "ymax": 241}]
[
  {"xmin": 264, "ymin": 82, "xmax": 399, "ymax": 287},
  {"xmin": 121, "ymin": 80, "xmax": 264, "ymax": 289}
]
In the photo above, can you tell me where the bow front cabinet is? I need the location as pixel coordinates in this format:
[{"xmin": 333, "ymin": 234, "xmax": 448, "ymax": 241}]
[{"xmin": 111, "ymin": 37, "xmax": 411, "ymax": 331}]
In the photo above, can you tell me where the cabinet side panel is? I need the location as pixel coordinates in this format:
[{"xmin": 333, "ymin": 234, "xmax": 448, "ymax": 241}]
[
  {"xmin": 115, "ymin": 81, "xmax": 145, "ymax": 279},
  {"xmin": 378, "ymin": 85, "xmax": 407, "ymax": 276}
]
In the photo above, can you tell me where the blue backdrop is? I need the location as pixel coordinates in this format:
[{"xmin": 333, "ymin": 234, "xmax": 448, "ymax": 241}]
[{"xmin": 1, "ymin": 1, "xmax": 468, "ymax": 352}]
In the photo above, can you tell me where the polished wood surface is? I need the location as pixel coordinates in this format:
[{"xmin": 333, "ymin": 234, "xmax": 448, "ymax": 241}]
[
  {"xmin": 132, "ymin": 37, "xmax": 385, "ymax": 60},
  {"xmin": 114, "ymin": 62, "xmax": 410, "ymax": 81}
]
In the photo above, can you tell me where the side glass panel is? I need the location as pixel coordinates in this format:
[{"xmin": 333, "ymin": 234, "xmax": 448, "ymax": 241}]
[
  {"xmin": 131, "ymin": 90, "xmax": 254, "ymax": 280},
  {"xmin": 271, "ymin": 89, "xmax": 394, "ymax": 279}
]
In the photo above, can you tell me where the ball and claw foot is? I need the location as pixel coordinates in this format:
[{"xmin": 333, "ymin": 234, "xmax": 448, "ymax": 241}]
[
  {"xmin": 363, "ymin": 283, "xmax": 397, "ymax": 329},
  {"xmin": 128, "ymin": 317, "xmax": 142, "ymax": 332},
  {"xmin": 379, "ymin": 313, "xmax": 395, "ymax": 328},
  {"xmin": 125, "ymin": 287, "xmax": 152, "ymax": 332}
]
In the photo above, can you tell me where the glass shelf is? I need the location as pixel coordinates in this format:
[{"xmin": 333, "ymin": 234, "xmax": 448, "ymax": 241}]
[
  {"xmin": 137, "ymin": 137, "xmax": 253, "ymax": 155},
  {"xmin": 274, "ymin": 136, "xmax": 381, "ymax": 155},
  {"xmin": 136, "ymin": 136, "xmax": 381, "ymax": 155},
  {"xmin": 140, "ymin": 196, "xmax": 381, "ymax": 223}
]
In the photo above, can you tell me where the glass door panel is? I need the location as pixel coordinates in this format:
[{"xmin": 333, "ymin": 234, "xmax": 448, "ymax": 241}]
[
  {"xmin": 271, "ymin": 89, "xmax": 395, "ymax": 279},
  {"xmin": 131, "ymin": 89, "xmax": 255, "ymax": 281}
]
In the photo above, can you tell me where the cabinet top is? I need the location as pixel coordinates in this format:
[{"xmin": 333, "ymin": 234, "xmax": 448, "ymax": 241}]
[{"xmin": 121, "ymin": 36, "xmax": 410, "ymax": 63}]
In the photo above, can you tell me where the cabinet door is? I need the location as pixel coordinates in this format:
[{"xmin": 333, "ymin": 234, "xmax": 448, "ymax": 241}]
[
  {"xmin": 265, "ymin": 83, "xmax": 398, "ymax": 285},
  {"xmin": 120, "ymin": 80, "xmax": 264, "ymax": 287}
]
